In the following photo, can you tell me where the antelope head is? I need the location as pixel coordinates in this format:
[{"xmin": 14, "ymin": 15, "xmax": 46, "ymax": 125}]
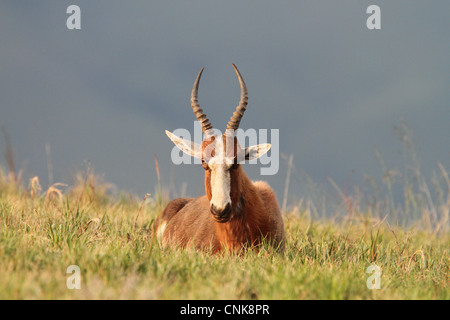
[{"xmin": 165, "ymin": 64, "xmax": 271, "ymax": 223}]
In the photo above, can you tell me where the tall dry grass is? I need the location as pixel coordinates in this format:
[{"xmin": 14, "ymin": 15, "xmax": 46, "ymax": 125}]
[{"xmin": 0, "ymin": 122, "xmax": 448, "ymax": 299}]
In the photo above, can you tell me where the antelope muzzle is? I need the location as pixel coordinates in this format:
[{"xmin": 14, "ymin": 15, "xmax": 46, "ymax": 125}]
[{"xmin": 210, "ymin": 203, "xmax": 232, "ymax": 223}]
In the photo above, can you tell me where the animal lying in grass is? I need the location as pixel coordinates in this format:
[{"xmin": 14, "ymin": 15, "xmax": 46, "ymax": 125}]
[{"xmin": 153, "ymin": 64, "xmax": 285, "ymax": 253}]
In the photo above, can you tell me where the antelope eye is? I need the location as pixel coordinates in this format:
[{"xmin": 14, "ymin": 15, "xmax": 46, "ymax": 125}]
[
  {"xmin": 202, "ymin": 159, "xmax": 209, "ymax": 170},
  {"xmin": 230, "ymin": 157, "xmax": 239, "ymax": 170}
]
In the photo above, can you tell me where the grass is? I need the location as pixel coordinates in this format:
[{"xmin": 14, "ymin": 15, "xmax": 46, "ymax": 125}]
[{"xmin": 0, "ymin": 166, "xmax": 448, "ymax": 300}]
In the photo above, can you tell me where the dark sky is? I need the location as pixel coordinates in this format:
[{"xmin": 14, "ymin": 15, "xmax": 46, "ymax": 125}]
[{"xmin": 1, "ymin": 1, "xmax": 449, "ymax": 207}]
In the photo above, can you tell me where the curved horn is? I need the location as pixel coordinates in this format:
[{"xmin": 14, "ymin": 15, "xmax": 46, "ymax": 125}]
[
  {"xmin": 226, "ymin": 64, "xmax": 248, "ymax": 131},
  {"xmin": 191, "ymin": 67, "xmax": 213, "ymax": 134}
]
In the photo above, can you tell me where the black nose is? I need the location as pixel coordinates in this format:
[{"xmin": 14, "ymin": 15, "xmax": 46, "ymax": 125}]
[{"xmin": 210, "ymin": 203, "xmax": 231, "ymax": 222}]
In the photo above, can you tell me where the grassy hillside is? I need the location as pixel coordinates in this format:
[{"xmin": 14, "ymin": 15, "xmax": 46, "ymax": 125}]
[{"xmin": 0, "ymin": 168, "xmax": 448, "ymax": 300}]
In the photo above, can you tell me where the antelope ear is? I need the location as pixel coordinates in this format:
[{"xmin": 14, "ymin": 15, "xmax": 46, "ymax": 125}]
[
  {"xmin": 165, "ymin": 130, "xmax": 202, "ymax": 159},
  {"xmin": 244, "ymin": 143, "xmax": 271, "ymax": 161}
]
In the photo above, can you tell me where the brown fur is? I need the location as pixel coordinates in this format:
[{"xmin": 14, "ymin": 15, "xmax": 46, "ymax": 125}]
[{"xmin": 152, "ymin": 135, "xmax": 285, "ymax": 253}]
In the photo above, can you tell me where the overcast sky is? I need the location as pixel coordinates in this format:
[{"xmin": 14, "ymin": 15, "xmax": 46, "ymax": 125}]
[{"xmin": 0, "ymin": 1, "xmax": 449, "ymax": 207}]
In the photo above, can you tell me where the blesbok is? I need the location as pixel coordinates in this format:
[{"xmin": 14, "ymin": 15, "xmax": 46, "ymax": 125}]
[{"xmin": 153, "ymin": 64, "xmax": 285, "ymax": 253}]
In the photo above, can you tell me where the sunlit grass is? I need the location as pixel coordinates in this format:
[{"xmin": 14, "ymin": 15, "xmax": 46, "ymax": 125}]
[{"xmin": 0, "ymin": 164, "xmax": 448, "ymax": 299}]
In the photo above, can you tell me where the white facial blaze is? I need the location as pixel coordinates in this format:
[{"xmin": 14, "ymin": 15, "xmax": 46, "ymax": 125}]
[
  {"xmin": 209, "ymin": 137, "xmax": 232, "ymax": 211},
  {"xmin": 210, "ymin": 163, "xmax": 231, "ymax": 210}
]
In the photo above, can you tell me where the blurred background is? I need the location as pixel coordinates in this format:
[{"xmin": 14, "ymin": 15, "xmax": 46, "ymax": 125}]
[{"xmin": 0, "ymin": 1, "xmax": 449, "ymax": 219}]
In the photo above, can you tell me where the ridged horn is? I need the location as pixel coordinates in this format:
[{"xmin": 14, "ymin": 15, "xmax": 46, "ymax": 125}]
[
  {"xmin": 191, "ymin": 67, "xmax": 213, "ymax": 134},
  {"xmin": 226, "ymin": 64, "xmax": 248, "ymax": 131}
]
